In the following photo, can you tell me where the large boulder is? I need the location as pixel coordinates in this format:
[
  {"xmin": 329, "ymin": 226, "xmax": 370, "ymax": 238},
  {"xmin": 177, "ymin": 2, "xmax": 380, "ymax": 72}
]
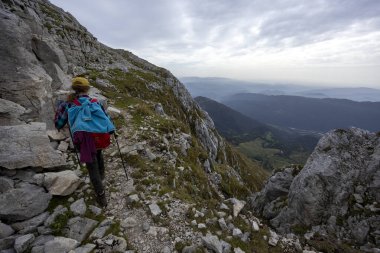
[
  {"xmin": 0, "ymin": 98, "xmax": 26, "ymax": 126},
  {"xmin": 251, "ymin": 128, "xmax": 380, "ymax": 246},
  {"xmin": 0, "ymin": 183, "xmax": 52, "ymax": 222},
  {"xmin": 43, "ymin": 237, "xmax": 79, "ymax": 253},
  {"xmin": 0, "ymin": 123, "xmax": 66, "ymax": 170},
  {"xmin": 63, "ymin": 217, "xmax": 98, "ymax": 243},
  {"xmin": 43, "ymin": 170, "xmax": 81, "ymax": 196},
  {"xmin": 249, "ymin": 166, "xmax": 298, "ymax": 219}
]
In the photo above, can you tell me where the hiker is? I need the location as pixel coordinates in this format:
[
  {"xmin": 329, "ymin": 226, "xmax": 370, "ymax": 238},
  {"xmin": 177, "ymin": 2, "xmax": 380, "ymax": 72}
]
[{"xmin": 54, "ymin": 77, "xmax": 115, "ymax": 207}]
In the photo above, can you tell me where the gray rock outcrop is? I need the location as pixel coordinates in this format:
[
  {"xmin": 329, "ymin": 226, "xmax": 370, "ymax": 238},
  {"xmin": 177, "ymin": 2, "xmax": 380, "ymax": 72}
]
[
  {"xmin": 251, "ymin": 128, "xmax": 380, "ymax": 246},
  {"xmin": 0, "ymin": 123, "xmax": 66, "ymax": 170},
  {"xmin": 0, "ymin": 183, "xmax": 51, "ymax": 222}
]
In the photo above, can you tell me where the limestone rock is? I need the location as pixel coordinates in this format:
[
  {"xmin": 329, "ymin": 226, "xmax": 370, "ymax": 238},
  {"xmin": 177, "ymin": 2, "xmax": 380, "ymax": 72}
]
[
  {"xmin": 0, "ymin": 223, "xmax": 14, "ymax": 239},
  {"xmin": 149, "ymin": 203, "xmax": 162, "ymax": 216},
  {"xmin": 0, "ymin": 177, "xmax": 14, "ymax": 194},
  {"xmin": 57, "ymin": 141, "xmax": 69, "ymax": 152},
  {"xmin": 268, "ymin": 230, "xmax": 279, "ymax": 246},
  {"xmin": 251, "ymin": 220, "xmax": 260, "ymax": 232},
  {"xmin": 46, "ymin": 130, "xmax": 66, "ymax": 141},
  {"xmin": 218, "ymin": 218, "xmax": 228, "ymax": 231},
  {"xmin": 252, "ymin": 128, "xmax": 380, "ymax": 246},
  {"xmin": 234, "ymin": 248, "xmax": 245, "ymax": 253},
  {"xmin": 63, "ymin": 217, "xmax": 98, "ymax": 243},
  {"xmin": 232, "ymin": 228, "xmax": 243, "ymax": 238},
  {"xmin": 11, "ymin": 212, "xmax": 49, "ymax": 233},
  {"xmin": 44, "ymin": 205, "xmax": 68, "ymax": 227},
  {"xmin": 30, "ymin": 235, "xmax": 54, "ymax": 248},
  {"xmin": 44, "ymin": 237, "xmax": 79, "ymax": 253},
  {"xmin": 182, "ymin": 245, "xmax": 199, "ymax": 253},
  {"xmin": 0, "ymin": 123, "xmax": 66, "ymax": 170},
  {"xmin": 88, "ymin": 205, "xmax": 102, "ymax": 216},
  {"xmin": 0, "ymin": 235, "xmax": 17, "ymax": 251},
  {"xmin": 121, "ymin": 217, "xmax": 138, "ymax": 229},
  {"xmin": 14, "ymin": 234, "xmax": 35, "ymax": 253},
  {"xmin": 0, "ymin": 183, "xmax": 51, "ymax": 222},
  {"xmin": 95, "ymin": 234, "xmax": 127, "ymax": 253},
  {"xmin": 70, "ymin": 198, "xmax": 87, "ymax": 216},
  {"xmin": 0, "ymin": 98, "xmax": 26, "ymax": 126},
  {"xmin": 89, "ymin": 219, "xmax": 112, "ymax": 240},
  {"xmin": 201, "ymin": 234, "xmax": 223, "ymax": 253},
  {"xmin": 126, "ymin": 194, "xmax": 139, "ymax": 204},
  {"xmin": 230, "ymin": 198, "xmax": 246, "ymax": 217},
  {"xmin": 72, "ymin": 243, "xmax": 96, "ymax": 253},
  {"xmin": 107, "ymin": 107, "xmax": 121, "ymax": 119},
  {"xmin": 154, "ymin": 103, "xmax": 165, "ymax": 116},
  {"xmin": 249, "ymin": 167, "xmax": 295, "ymax": 219},
  {"xmin": 43, "ymin": 170, "xmax": 81, "ymax": 196}
]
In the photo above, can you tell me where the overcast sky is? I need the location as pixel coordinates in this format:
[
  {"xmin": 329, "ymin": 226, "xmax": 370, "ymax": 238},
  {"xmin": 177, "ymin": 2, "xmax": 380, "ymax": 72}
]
[{"xmin": 50, "ymin": 0, "xmax": 380, "ymax": 87}]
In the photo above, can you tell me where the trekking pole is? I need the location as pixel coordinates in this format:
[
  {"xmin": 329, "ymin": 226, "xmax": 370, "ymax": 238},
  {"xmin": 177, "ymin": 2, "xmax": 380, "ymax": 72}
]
[{"xmin": 114, "ymin": 133, "xmax": 129, "ymax": 180}]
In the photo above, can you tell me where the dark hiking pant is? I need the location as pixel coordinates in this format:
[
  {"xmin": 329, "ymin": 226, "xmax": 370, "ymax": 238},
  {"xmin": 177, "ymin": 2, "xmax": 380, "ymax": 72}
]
[{"xmin": 86, "ymin": 150, "xmax": 105, "ymax": 196}]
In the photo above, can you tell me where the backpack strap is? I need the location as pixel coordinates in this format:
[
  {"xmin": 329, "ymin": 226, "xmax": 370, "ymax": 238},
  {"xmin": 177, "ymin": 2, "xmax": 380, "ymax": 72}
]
[
  {"xmin": 72, "ymin": 98, "xmax": 82, "ymax": 106},
  {"xmin": 72, "ymin": 97, "xmax": 97, "ymax": 106}
]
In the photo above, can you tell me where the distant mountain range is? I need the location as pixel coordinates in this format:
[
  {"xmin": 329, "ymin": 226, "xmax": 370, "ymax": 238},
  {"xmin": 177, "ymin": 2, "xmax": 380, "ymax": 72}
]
[
  {"xmin": 222, "ymin": 93, "xmax": 380, "ymax": 132},
  {"xmin": 195, "ymin": 96, "xmax": 320, "ymax": 170},
  {"xmin": 181, "ymin": 77, "xmax": 380, "ymax": 102}
]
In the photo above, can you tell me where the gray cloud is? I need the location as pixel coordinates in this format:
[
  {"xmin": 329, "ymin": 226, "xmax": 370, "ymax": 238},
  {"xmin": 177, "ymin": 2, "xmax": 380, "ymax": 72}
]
[
  {"xmin": 50, "ymin": 0, "xmax": 380, "ymax": 86},
  {"xmin": 52, "ymin": 0, "xmax": 380, "ymax": 49}
]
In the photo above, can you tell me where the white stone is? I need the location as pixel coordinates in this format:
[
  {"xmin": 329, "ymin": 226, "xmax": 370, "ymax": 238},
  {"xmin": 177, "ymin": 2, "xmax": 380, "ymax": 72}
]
[
  {"xmin": 121, "ymin": 217, "xmax": 138, "ymax": 228},
  {"xmin": 149, "ymin": 203, "xmax": 162, "ymax": 216},
  {"xmin": 46, "ymin": 130, "xmax": 66, "ymax": 141},
  {"xmin": 218, "ymin": 218, "xmax": 228, "ymax": 231},
  {"xmin": 126, "ymin": 194, "xmax": 139, "ymax": 204},
  {"xmin": 230, "ymin": 198, "xmax": 246, "ymax": 217},
  {"xmin": 201, "ymin": 234, "xmax": 223, "ymax": 253},
  {"xmin": 234, "ymin": 248, "xmax": 245, "ymax": 253},
  {"xmin": 44, "ymin": 237, "xmax": 79, "ymax": 253},
  {"xmin": 198, "ymin": 223, "xmax": 206, "ymax": 229},
  {"xmin": 70, "ymin": 198, "xmax": 87, "ymax": 216},
  {"xmin": 89, "ymin": 205, "xmax": 102, "ymax": 216},
  {"xmin": 220, "ymin": 203, "xmax": 229, "ymax": 210},
  {"xmin": 43, "ymin": 170, "xmax": 81, "ymax": 196},
  {"xmin": 268, "ymin": 230, "xmax": 279, "ymax": 246},
  {"xmin": 232, "ymin": 228, "xmax": 243, "ymax": 237},
  {"xmin": 252, "ymin": 220, "xmax": 260, "ymax": 232},
  {"xmin": 57, "ymin": 141, "xmax": 69, "ymax": 152}
]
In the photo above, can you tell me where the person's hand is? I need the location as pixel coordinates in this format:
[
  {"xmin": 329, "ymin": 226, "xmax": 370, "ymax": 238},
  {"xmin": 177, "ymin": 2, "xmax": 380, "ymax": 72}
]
[{"xmin": 111, "ymin": 130, "xmax": 119, "ymax": 138}]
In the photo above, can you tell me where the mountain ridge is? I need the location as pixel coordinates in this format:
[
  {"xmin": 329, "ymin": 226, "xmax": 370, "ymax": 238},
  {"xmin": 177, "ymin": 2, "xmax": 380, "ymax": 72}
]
[
  {"xmin": 181, "ymin": 76, "xmax": 380, "ymax": 102},
  {"xmin": 222, "ymin": 93, "xmax": 380, "ymax": 132}
]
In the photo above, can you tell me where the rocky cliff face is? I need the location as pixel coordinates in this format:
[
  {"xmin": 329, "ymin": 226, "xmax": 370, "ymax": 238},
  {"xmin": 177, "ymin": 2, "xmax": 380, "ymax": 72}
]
[
  {"xmin": 0, "ymin": 1, "xmax": 279, "ymax": 252},
  {"xmin": 250, "ymin": 128, "xmax": 380, "ymax": 252}
]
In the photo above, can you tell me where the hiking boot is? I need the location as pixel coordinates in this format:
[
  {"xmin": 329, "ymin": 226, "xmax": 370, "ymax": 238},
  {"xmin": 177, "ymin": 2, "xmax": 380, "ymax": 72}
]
[{"xmin": 96, "ymin": 191, "xmax": 108, "ymax": 207}]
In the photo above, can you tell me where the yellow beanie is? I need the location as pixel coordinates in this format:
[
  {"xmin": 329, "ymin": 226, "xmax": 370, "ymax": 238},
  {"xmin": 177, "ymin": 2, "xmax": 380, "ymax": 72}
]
[{"xmin": 71, "ymin": 77, "xmax": 90, "ymax": 90}]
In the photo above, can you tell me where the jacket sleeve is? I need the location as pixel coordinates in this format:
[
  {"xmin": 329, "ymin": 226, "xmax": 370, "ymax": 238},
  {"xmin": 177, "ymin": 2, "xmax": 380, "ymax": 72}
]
[{"xmin": 54, "ymin": 101, "xmax": 69, "ymax": 130}]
